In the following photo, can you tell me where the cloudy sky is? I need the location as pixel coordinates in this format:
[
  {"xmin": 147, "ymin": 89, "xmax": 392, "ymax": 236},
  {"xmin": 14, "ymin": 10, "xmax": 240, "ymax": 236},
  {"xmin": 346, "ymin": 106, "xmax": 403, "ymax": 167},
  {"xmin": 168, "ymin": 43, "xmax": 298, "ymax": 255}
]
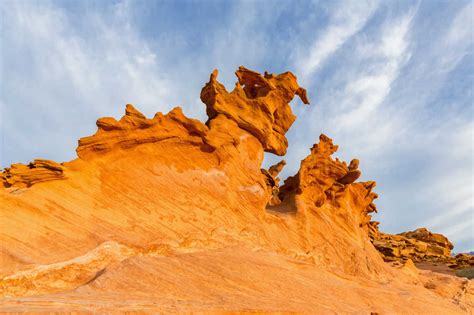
[{"xmin": 1, "ymin": 0, "xmax": 472, "ymax": 251}]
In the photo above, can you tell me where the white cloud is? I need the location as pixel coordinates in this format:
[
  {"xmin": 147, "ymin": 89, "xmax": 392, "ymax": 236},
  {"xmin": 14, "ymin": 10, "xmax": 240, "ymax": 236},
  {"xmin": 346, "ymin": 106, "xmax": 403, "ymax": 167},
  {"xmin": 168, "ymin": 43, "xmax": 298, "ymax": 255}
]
[
  {"xmin": 0, "ymin": 0, "xmax": 290, "ymax": 167},
  {"xmin": 438, "ymin": 2, "xmax": 473, "ymax": 73},
  {"xmin": 293, "ymin": 10, "xmax": 415, "ymax": 163},
  {"xmin": 265, "ymin": 9, "xmax": 416, "ymax": 188},
  {"xmin": 0, "ymin": 1, "xmax": 178, "ymax": 166},
  {"xmin": 329, "ymin": 12, "xmax": 413, "ymax": 150},
  {"xmin": 417, "ymin": 121, "xmax": 473, "ymax": 236},
  {"xmin": 294, "ymin": 0, "xmax": 379, "ymax": 82}
]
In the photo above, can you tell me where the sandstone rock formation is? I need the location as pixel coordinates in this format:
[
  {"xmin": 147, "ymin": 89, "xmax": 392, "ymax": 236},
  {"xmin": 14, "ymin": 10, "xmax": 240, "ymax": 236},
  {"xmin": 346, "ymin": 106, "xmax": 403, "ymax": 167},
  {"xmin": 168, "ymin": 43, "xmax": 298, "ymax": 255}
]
[
  {"xmin": 261, "ymin": 160, "xmax": 286, "ymax": 206},
  {"xmin": 279, "ymin": 134, "xmax": 375, "ymax": 215},
  {"xmin": 400, "ymin": 228, "xmax": 454, "ymax": 253},
  {"xmin": 369, "ymin": 222, "xmax": 474, "ymax": 270},
  {"xmin": 201, "ymin": 67, "xmax": 309, "ymax": 155},
  {"xmin": 77, "ymin": 104, "xmax": 209, "ymax": 159},
  {"xmin": 0, "ymin": 67, "xmax": 472, "ymax": 313},
  {"xmin": 1, "ymin": 159, "xmax": 66, "ymax": 188}
]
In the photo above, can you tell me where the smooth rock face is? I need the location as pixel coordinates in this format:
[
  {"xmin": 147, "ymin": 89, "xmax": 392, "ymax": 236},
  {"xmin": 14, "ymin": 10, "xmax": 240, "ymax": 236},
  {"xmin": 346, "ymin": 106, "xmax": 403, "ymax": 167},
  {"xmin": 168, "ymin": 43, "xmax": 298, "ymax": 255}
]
[{"xmin": 0, "ymin": 68, "xmax": 472, "ymax": 313}]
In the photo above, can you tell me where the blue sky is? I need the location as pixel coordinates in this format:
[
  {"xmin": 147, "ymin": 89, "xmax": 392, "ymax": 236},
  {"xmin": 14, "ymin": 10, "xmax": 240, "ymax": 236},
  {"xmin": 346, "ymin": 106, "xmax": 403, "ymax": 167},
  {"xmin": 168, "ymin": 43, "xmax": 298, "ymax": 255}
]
[{"xmin": 1, "ymin": 0, "xmax": 472, "ymax": 251}]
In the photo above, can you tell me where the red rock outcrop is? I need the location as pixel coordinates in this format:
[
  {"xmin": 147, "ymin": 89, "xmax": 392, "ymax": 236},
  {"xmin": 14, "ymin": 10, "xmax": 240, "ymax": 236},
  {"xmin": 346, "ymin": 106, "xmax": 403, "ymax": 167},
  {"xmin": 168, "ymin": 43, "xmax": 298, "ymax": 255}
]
[
  {"xmin": 261, "ymin": 160, "xmax": 286, "ymax": 206},
  {"xmin": 0, "ymin": 67, "xmax": 471, "ymax": 313},
  {"xmin": 201, "ymin": 66, "xmax": 309, "ymax": 155},
  {"xmin": 279, "ymin": 134, "xmax": 374, "ymax": 214},
  {"xmin": 400, "ymin": 228, "xmax": 454, "ymax": 252},
  {"xmin": 263, "ymin": 134, "xmax": 384, "ymax": 277},
  {"xmin": 77, "ymin": 66, "xmax": 309, "ymax": 160},
  {"xmin": 1, "ymin": 159, "xmax": 66, "ymax": 188},
  {"xmin": 77, "ymin": 105, "xmax": 209, "ymax": 159},
  {"xmin": 369, "ymin": 222, "xmax": 474, "ymax": 269}
]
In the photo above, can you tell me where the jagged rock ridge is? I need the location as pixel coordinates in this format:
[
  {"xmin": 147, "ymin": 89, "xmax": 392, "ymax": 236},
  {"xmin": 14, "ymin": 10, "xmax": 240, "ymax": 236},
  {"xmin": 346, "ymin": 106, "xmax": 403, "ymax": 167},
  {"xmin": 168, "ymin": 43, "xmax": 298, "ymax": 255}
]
[
  {"xmin": 1, "ymin": 159, "xmax": 66, "ymax": 188},
  {"xmin": 0, "ymin": 67, "xmax": 472, "ymax": 313},
  {"xmin": 201, "ymin": 66, "xmax": 309, "ymax": 155},
  {"xmin": 369, "ymin": 222, "xmax": 474, "ymax": 270}
]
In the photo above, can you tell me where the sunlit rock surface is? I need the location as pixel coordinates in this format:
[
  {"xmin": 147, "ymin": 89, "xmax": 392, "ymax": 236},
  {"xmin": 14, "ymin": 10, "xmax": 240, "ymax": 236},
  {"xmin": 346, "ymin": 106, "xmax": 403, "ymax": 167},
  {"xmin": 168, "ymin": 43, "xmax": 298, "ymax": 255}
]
[
  {"xmin": 369, "ymin": 223, "xmax": 474, "ymax": 270},
  {"xmin": 0, "ymin": 67, "xmax": 472, "ymax": 313},
  {"xmin": 1, "ymin": 159, "xmax": 66, "ymax": 188}
]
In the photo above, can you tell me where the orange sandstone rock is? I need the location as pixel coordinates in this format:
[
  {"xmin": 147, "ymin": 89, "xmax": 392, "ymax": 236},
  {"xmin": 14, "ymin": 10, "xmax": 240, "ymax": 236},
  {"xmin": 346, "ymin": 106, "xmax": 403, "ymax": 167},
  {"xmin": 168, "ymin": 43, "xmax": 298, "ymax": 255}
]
[
  {"xmin": 1, "ymin": 159, "xmax": 66, "ymax": 188},
  {"xmin": 400, "ymin": 227, "xmax": 454, "ymax": 252},
  {"xmin": 369, "ymin": 223, "xmax": 473, "ymax": 269},
  {"xmin": 268, "ymin": 159, "xmax": 286, "ymax": 179},
  {"xmin": 0, "ymin": 67, "xmax": 472, "ymax": 313},
  {"xmin": 266, "ymin": 134, "xmax": 387, "ymax": 278},
  {"xmin": 279, "ymin": 134, "xmax": 375, "ymax": 217},
  {"xmin": 200, "ymin": 66, "xmax": 309, "ymax": 156},
  {"xmin": 261, "ymin": 160, "xmax": 286, "ymax": 206},
  {"xmin": 77, "ymin": 105, "xmax": 209, "ymax": 159}
]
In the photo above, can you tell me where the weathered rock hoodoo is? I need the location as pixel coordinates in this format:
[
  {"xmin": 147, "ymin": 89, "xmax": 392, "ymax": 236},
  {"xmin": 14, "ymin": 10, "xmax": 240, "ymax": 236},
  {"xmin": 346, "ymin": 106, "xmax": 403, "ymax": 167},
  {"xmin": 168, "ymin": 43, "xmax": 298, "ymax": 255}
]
[
  {"xmin": 201, "ymin": 66, "xmax": 309, "ymax": 155},
  {"xmin": 261, "ymin": 160, "xmax": 286, "ymax": 206},
  {"xmin": 0, "ymin": 67, "xmax": 472, "ymax": 313},
  {"xmin": 278, "ymin": 134, "xmax": 371, "ymax": 210}
]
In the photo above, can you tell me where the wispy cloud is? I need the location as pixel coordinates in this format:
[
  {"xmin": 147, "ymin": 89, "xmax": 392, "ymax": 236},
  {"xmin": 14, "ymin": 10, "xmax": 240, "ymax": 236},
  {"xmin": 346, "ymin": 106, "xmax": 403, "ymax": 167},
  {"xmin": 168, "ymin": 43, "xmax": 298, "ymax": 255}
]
[
  {"xmin": 294, "ymin": 0, "xmax": 379, "ymax": 82},
  {"xmin": 414, "ymin": 120, "xmax": 473, "ymax": 247},
  {"xmin": 278, "ymin": 9, "xmax": 416, "ymax": 176},
  {"xmin": 0, "ymin": 1, "xmax": 180, "ymax": 166},
  {"xmin": 438, "ymin": 2, "xmax": 473, "ymax": 72},
  {"xmin": 330, "ymin": 10, "xmax": 414, "ymax": 135}
]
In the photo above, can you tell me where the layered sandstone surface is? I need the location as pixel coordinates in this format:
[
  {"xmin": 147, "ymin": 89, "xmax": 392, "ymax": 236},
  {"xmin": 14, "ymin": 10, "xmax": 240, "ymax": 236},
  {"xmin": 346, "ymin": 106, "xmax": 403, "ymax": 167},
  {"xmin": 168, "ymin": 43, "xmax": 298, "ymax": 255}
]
[{"xmin": 0, "ymin": 67, "xmax": 472, "ymax": 313}]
